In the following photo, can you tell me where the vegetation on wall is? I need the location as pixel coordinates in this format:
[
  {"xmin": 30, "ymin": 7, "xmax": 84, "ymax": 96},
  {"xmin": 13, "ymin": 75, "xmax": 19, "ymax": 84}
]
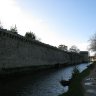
[
  {"xmin": 25, "ymin": 31, "xmax": 36, "ymax": 40},
  {"xmin": 69, "ymin": 45, "xmax": 80, "ymax": 53},
  {"xmin": 0, "ymin": 21, "xmax": 3, "ymax": 29},
  {"xmin": 58, "ymin": 45, "xmax": 68, "ymax": 51},
  {"xmin": 10, "ymin": 24, "xmax": 18, "ymax": 34},
  {"xmin": 58, "ymin": 45, "xmax": 80, "ymax": 53}
]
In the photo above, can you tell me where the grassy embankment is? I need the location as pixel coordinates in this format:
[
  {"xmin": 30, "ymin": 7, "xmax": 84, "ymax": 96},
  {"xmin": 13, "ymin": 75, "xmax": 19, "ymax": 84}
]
[{"xmin": 59, "ymin": 62, "xmax": 96, "ymax": 96}]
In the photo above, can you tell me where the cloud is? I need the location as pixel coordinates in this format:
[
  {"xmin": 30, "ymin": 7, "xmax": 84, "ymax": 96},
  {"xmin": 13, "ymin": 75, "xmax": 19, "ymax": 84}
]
[
  {"xmin": 77, "ymin": 42, "xmax": 88, "ymax": 51},
  {"xmin": 0, "ymin": 0, "xmax": 89, "ymax": 51},
  {"xmin": 0, "ymin": 0, "xmax": 21, "ymax": 26},
  {"xmin": 0, "ymin": 0, "xmax": 61, "ymax": 46}
]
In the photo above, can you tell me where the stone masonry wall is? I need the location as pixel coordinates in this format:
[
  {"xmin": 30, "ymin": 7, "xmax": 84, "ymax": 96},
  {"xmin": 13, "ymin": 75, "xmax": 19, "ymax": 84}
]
[{"xmin": 0, "ymin": 29, "xmax": 83, "ymax": 72}]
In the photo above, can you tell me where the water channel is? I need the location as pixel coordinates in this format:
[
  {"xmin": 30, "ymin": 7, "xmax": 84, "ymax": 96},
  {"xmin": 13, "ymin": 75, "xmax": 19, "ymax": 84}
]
[{"xmin": 0, "ymin": 63, "xmax": 91, "ymax": 96}]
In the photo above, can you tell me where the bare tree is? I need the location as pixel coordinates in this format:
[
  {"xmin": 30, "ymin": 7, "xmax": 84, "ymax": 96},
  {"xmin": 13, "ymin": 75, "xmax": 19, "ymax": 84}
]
[{"xmin": 89, "ymin": 33, "xmax": 96, "ymax": 52}]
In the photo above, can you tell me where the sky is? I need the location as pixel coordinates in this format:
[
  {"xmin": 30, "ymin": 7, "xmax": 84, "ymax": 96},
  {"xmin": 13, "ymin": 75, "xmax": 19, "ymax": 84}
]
[{"xmin": 0, "ymin": 0, "xmax": 96, "ymax": 55}]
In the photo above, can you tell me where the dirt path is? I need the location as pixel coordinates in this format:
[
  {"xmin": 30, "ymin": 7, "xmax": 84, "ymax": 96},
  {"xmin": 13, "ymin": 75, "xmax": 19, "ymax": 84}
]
[{"xmin": 82, "ymin": 64, "xmax": 96, "ymax": 96}]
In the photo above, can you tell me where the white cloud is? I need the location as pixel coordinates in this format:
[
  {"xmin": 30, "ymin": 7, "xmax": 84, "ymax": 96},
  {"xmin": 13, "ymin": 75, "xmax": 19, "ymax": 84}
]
[
  {"xmin": 0, "ymin": 0, "xmax": 89, "ymax": 52},
  {"xmin": 0, "ymin": 0, "xmax": 21, "ymax": 26},
  {"xmin": 0, "ymin": 0, "xmax": 60, "ymax": 46},
  {"xmin": 77, "ymin": 42, "xmax": 88, "ymax": 51}
]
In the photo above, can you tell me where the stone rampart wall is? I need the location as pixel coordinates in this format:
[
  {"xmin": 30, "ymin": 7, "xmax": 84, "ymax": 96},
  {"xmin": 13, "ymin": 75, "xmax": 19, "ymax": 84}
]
[{"xmin": 0, "ymin": 29, "xmax": 83, "ymax": 71}]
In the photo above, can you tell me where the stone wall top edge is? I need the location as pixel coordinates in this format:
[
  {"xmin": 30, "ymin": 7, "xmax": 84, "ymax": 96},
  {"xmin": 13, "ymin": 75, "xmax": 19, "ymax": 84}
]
[
  {"xmin": 0, "ymin": 28, "xmax": 67, "ymax": 52},
  {"xmin": 0, "ymin": 28, "xmax": 82, "ymax": 55}
]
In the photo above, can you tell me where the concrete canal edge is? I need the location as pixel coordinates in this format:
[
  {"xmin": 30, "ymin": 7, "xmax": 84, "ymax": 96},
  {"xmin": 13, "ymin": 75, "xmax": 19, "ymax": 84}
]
[{"xmin": 0, "ymin": 63, "xmax": 83, "ymax": 78}]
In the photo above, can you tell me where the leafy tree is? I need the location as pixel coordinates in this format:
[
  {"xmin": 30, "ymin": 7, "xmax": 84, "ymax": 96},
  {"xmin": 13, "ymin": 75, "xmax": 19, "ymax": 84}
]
[
  {"xmin": 69, "ymin": 45, "xmax": 80, "ymax": 53},
  {"xmin": 58, "ymin": 44, "xmax": 68, "ymax": 51},
  {"xmin": 10, "ymin": 24, "xmax": 18, "ymax": 34},
  {"xmin": 89, "ymin": 33, "xmax": 96, "ymax": 52},
  {"xmin": 25, "ymin": 31, "xmax": 36, "ymax": 40}
]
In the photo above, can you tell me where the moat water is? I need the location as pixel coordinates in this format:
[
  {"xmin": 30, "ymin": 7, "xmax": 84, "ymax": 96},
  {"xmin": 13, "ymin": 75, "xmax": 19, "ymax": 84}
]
[{"xmin": 0, "ymin": 63, "xmax": 91, "ymax": 96}]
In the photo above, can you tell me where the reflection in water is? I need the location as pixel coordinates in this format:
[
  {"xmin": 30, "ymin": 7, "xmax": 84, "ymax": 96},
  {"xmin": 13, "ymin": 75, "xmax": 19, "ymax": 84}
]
[
  {"xmin": 84, "ymin": 82, "xmax": 95, "ymax": 86},
  {"xmin": 86, "ymin": 89, "xmax": 96, "ymax": 95},
  {"xmin": 0, "ymin": 63, "xmax": 90, "ymax": 96}
]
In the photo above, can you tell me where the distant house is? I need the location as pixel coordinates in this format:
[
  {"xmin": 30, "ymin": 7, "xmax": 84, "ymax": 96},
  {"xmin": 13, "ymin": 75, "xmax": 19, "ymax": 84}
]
[
  {"xmin": 80, "ymin": 51, "xmax": 89, "ymax": 63},
  {"xmin": 89, "ymin": 56, "xmax": 96, "ymax": 61}
]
